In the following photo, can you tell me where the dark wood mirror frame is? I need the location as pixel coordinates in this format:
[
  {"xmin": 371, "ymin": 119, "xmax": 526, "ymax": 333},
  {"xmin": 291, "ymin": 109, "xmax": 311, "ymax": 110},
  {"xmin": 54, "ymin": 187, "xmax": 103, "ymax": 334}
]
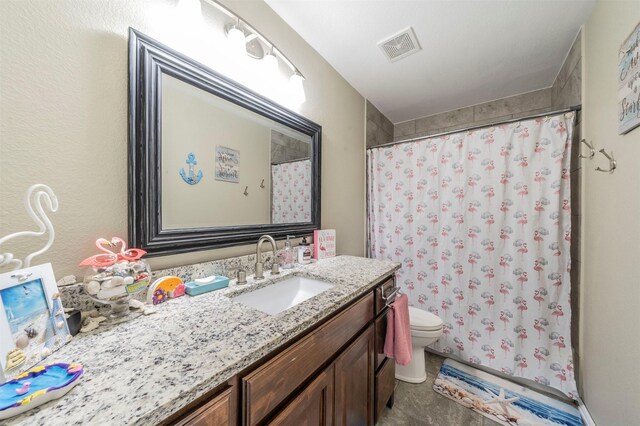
[{"xmin": 128, "ymin": 29, "xmax": 321, "ymax": 256}]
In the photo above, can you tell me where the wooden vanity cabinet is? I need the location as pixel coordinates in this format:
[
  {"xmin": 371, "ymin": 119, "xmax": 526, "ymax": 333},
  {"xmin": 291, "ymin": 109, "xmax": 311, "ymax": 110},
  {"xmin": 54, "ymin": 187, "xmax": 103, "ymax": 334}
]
[
  {"xmin": 167, "ymin": 274, "xmax": 396, "ymax": 426},
  {"xmin": 243, "ymin": 293, "xmax": 374, "ymax": 425},
  {"xmin": 172, "ymin": 386, "xmax": 237, "ymax": 426}
]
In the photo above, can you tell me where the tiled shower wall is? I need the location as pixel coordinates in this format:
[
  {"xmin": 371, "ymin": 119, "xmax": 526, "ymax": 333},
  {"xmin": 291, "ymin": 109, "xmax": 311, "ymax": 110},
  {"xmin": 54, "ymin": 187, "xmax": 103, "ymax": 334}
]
[
  {"xmin": 366, "ymin": 100, "xmax": 394, "ymax": 148},
  {"xmin": 270, "ymin": 130, "xmax": 310, "ymax": 164},
  {"xmin": 366, "ymin": 31, "xmax": 583, "ymax": 380},
  {"xmin": 393, "ymin": 88, "xmax": 554, "ymax": 141}
]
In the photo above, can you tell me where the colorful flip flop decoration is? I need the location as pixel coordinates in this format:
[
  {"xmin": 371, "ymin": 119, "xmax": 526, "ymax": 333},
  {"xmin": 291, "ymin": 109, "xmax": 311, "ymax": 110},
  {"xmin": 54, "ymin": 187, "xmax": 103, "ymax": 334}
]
[{"xmin": 0, "ymin": 363, "xmax": 84, "ymax": 420}]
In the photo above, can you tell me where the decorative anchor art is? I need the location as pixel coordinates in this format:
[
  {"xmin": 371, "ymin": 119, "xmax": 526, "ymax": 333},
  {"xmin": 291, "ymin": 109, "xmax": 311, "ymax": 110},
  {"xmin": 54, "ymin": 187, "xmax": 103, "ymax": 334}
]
[{"xmin": 179, "ymin": 152, "xmax": 203, "ymax": 185}]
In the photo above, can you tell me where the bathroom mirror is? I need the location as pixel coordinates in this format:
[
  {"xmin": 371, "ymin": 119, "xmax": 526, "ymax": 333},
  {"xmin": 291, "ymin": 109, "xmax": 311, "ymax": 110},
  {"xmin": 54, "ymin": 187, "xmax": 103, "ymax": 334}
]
[{"xmin": 128, "ymin": 29, "xmax": 321, "ymax": 255}]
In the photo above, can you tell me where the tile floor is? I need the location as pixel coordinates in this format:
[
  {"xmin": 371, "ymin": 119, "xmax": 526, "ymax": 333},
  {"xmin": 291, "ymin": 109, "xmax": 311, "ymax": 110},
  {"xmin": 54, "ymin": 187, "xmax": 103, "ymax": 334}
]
[{"xmin": 377, "ymin": 352, "xmax": 501, "ymax": 426}]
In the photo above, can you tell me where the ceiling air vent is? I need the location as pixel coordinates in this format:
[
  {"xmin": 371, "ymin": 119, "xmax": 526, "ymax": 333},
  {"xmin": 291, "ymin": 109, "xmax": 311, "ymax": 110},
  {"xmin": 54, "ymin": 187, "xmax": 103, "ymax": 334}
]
[{"xmin": 378, "ymin": 27, "xmax": 422, "ymax": 63}]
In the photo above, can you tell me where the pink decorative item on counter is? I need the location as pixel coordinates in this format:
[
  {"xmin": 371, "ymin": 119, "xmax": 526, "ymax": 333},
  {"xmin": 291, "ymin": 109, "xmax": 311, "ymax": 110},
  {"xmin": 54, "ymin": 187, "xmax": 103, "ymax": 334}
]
[
  {"xmin": 80, "ymin": 237, "xmax": 150, "ymax": 319},
  {"xmin": 79, "ymin": 237, "xmax": 146, "ymax": 267},
  {"xmin": 313, "ymin": 229, "xmax": 336, "ymax": 260}
]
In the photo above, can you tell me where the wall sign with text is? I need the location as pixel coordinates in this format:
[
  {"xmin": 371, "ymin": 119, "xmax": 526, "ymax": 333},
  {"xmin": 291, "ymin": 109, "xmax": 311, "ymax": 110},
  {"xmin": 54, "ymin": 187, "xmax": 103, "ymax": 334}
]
[
  {"xmin": 215, "ymin": 146, "xmax": 240, "ymax": 183},
  {"xmin": 618, "ymin": 21, "xmax": 640, "ymax": 135}
]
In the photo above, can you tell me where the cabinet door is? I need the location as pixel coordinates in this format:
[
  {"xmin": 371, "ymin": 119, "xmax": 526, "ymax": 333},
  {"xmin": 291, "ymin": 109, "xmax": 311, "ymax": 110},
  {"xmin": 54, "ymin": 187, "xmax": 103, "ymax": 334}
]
[
  {"xmin": 334, "ymin": 325, "xmax": 374, "ymax": 426},
  {"xmin": 268, "ymin": 365, "xmax": 334, "ymax": 426},
  {"xmin": 176, "ymin": 388, "xmax": 234, "ymax": 426},
  {"xmin": 375, "ymin": 358, "xmax": 395, "ymax": 422},
  {"xmin": 244, "ymin": 293, "xmax": 373, "ymax": 425}
]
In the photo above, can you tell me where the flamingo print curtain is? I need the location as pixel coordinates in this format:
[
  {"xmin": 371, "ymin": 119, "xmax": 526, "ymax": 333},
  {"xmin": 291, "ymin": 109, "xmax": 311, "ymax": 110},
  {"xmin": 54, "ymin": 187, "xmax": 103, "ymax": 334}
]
[
  {"xmin": 367, "ymin": 112, "xmax": 577, "ymax": 398},
  {"xmin": 271, "ymin": 159, "xmax": 311, "ymax": 224}
]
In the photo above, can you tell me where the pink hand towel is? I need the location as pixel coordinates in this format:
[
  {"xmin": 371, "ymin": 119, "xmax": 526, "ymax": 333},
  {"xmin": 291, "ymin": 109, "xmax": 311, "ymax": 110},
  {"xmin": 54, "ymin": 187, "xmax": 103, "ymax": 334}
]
[{"xmin": 383, "ymin": 294, "xmax": 412, "ymax": 366}]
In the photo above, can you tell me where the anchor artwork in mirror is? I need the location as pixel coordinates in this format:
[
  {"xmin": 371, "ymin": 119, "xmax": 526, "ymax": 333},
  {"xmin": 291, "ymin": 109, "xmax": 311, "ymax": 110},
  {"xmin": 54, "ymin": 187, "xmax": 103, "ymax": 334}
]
[{"xmin": 179, "ymin": 153, "xmax": 203, "ymax": 185}]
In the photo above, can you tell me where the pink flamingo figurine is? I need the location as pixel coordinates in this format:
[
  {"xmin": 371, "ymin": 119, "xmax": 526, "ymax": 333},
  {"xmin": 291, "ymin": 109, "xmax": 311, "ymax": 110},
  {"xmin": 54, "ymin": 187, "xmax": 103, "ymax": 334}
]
[
  {"xmin": 79, "ymin": 237, "xmax": 119, "ymax": 267},
  {"xmin": 113, "ymin": 237, "xmax": 146, "ymax": 261},
  {"xmin": 79, "ymin": 237, "xmax": 146, "ymax": 267}
]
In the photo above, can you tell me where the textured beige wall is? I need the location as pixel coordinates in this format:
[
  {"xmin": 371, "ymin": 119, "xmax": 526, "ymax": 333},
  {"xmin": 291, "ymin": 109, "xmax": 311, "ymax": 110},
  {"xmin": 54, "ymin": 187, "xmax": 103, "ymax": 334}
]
[
  {"xmin": 582, "ymin": 1, "xmax": 640, "ymax": 424},
  {"xmin": 0, "ymin": 0, "xmax": 366, "ymax": 278}
]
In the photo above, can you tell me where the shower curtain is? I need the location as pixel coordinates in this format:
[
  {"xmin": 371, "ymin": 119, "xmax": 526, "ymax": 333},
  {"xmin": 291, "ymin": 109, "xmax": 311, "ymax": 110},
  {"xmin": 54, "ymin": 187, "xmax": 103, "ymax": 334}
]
[
  {"xmin": 368, "ymin": 112, "xmax": 577, "ymax": 398},
  {"xmin": 271, "ymin": 159, "xmax": 311, "ymax": 224}
]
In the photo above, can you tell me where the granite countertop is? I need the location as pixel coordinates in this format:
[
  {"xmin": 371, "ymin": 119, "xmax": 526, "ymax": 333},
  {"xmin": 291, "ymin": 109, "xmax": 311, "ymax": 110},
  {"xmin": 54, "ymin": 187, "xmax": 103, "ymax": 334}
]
[{"xmin": 6, "ymin": 256, "xmax": 400, "ymax": 426}]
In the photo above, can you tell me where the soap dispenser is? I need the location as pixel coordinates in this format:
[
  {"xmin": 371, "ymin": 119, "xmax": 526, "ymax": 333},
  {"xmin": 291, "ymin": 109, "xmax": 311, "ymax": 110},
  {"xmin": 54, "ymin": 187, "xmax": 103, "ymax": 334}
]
[
  {"xmin": 282, "ymin": 235, "xmax": 295, "ymax": 269},
  {"xmin": 297, "ymin": 236, "xmax": 312, "ymax": 265}
]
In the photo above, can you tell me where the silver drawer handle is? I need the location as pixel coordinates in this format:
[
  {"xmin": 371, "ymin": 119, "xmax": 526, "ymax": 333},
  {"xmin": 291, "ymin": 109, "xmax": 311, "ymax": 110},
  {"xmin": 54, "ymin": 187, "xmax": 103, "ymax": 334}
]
[{"xmin": 382, "ymin": 287, "xmax": 400, "ymax": 302}]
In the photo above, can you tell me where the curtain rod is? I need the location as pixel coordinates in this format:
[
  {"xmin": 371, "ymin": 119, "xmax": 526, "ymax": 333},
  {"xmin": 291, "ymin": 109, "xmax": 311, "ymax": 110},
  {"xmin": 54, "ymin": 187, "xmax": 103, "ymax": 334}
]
[
  {"xmin": 271, "ymin": 157, "xmax": 310, "ymax": 165},
  {"xmin": 367, "ymin": 106, "xmax": 582, "ymax": 150}
]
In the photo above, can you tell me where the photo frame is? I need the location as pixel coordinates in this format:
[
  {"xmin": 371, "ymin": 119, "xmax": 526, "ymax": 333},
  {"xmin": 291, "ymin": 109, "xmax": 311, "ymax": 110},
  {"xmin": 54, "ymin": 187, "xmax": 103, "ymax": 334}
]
[
  {"xmin": 215, "ymin": 145, "xmax": 240, "ymax": 183},
  {"xmin": 0, "ymin": 264, "xmax": 71, "ymax": 383}
]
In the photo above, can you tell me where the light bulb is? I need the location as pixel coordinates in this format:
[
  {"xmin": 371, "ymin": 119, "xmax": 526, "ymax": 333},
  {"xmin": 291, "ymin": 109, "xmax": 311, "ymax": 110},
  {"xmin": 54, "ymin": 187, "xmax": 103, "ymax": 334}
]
[
  {"xmin": 227, "ymin": 25, "xmax": 246, "ymax": 55},
  {"xmin": 263, "ymin": 52, "xmax": 278, "ymax": 77},
  {"xmin": 289, "ymin": 71, "xmax": 306, "ymax": 104}
]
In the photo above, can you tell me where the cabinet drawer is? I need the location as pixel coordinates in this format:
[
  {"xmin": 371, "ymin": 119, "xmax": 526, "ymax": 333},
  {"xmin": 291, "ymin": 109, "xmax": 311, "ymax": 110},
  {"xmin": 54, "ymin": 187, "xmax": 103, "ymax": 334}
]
[
  {"xmin": 374, "ymin": 277, "xmax": 396, "ymax": 316},
  {"xmin": 243, "ymin": 293, "xmax": 374, "ymax": 426},
  {"xmin": 375, "ymin": 358, "xmax": 395, "ymax": 422},
  {"xmin": 176, "ymin": 388, "xmax": 233, "ymax": 426},
  {"xmin": 374, "ymin": 310, "xmax": 389, "ymax": 370}
]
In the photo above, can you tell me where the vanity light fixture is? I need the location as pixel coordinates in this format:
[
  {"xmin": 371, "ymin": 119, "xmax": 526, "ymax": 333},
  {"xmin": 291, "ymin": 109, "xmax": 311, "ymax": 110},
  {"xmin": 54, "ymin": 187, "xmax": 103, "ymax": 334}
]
[{"xmin": 204, "ymin": 0, "xmax": 306, "ymax": 100}]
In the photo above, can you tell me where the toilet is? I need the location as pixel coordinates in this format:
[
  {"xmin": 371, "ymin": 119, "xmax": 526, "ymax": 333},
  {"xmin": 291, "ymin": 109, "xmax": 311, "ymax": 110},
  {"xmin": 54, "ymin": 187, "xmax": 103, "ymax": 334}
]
[{"xmin": 395, "ymin": 306, "xmax": 444, "ymax": 383}]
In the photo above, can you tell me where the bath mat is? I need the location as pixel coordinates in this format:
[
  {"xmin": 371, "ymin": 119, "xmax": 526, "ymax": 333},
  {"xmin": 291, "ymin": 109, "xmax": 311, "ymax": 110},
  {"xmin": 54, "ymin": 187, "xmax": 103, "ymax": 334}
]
[{"xmin": 433, "ymin": 359, "xmax": 582, "ymax": 426}]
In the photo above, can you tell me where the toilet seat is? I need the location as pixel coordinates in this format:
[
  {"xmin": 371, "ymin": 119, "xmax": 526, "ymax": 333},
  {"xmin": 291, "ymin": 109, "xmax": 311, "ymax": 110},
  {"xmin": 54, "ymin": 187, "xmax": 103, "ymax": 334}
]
[
  {"xmin": 410, "ymin": 328, "xmax": 443, "ymax": 338},
  {"xmin": 408, "ymin": 306, "xmax": 443, "ymax": 331}
]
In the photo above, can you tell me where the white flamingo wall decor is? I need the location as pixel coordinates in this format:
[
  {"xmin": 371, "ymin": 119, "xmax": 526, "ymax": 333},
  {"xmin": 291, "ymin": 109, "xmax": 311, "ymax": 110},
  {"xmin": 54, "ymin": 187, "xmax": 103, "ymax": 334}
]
[{"xmin": 0, "ymin": 184, "xmax": 58, "ymax": 271}]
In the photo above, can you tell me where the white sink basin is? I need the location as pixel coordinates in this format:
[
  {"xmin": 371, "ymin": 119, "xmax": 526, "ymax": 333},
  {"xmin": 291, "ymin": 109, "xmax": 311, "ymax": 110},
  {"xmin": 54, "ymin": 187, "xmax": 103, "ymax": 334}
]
[{"xmin": 231, "ymin": 276, "xmax": 334, "ymax": 315}]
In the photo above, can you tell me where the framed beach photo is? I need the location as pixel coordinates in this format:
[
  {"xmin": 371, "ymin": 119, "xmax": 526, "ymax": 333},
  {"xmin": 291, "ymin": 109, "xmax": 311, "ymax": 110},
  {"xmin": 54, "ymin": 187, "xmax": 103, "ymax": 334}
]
[{"xmin": 0, "ymin": 264, "xmax": 71, "ymax": 383}]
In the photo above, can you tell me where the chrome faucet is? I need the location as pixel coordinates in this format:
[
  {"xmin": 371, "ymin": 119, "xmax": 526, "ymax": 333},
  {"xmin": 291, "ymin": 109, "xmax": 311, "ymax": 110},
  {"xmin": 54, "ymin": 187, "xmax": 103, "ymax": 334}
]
[{"xmin": 255, "ymin": 235, "xmax": 279, "ymax": 279}]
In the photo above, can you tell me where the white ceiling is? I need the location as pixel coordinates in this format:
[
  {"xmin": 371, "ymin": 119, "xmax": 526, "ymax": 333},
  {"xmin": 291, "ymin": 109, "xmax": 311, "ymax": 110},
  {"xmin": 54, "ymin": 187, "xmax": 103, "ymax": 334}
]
[{"xmin": 264, "ymin": 0, "xmax": 595, "ymax": 123}]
